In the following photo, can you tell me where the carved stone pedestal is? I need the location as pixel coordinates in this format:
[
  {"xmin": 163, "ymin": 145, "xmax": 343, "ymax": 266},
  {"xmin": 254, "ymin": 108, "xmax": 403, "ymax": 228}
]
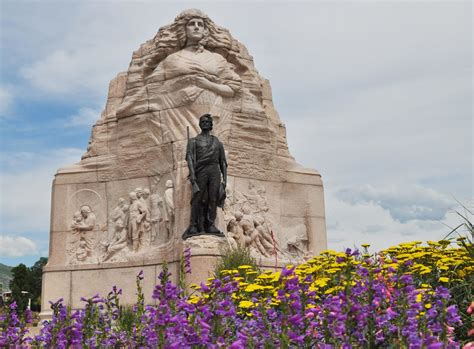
[{"xmin": 41, "ymin": 259, "xmax": 180, "ymax": 319}]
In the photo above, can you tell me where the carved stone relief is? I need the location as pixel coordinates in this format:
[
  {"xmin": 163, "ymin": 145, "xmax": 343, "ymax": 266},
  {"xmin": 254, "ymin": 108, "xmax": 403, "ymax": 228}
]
[
  {"xmin": 223, "ymin": 182, "xmax": 289, "ymax": 259},
  {"xmin": 282, "ymin": 223, "xmax": 312, "ymax": 260},
  {"xmin": 67, "ymin": 181, "xmax": 176, "ymax": 265},
  {"xmin": 223, "ymin": 182, "xmax": 313, "ymax": 261},
  {"xmin": 67, "ymin": 205, "xmax": 99, "ymax": 264},
  {"xmin": 163, "ymin": 180, "xmax": 175, "ymax": 239}
]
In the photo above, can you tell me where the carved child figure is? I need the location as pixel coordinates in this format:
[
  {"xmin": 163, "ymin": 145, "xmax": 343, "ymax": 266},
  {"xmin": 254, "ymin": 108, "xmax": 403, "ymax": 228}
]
[{"xmin": 71, "ymin": 211, "xmax": 83, "ymax": 228}]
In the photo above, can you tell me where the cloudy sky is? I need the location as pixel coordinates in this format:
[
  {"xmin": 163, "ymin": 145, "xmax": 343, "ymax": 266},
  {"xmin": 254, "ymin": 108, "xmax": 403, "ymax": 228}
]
[{"xmin": 0, "ymin": 1, "xmax": 472, "ymax": 267}]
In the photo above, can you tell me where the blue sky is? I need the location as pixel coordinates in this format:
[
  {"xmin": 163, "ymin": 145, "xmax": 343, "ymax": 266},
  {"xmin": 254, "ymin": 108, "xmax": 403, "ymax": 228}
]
[{"xmin": 0, "ymin": 1, "xmax": 472, "ymax": 267}]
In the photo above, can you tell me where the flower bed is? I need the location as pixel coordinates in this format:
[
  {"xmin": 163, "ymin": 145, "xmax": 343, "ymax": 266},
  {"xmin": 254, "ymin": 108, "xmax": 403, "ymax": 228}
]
[{"xmin": 1, "ymin": 239, "xmax": 472, "ymax": 348}]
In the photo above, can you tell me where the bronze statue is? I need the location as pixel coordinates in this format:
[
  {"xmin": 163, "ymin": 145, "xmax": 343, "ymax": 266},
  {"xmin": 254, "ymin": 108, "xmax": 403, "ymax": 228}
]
[{"xmin": 183, "ymin": 114, "xmax": 227, "ymax": 239}]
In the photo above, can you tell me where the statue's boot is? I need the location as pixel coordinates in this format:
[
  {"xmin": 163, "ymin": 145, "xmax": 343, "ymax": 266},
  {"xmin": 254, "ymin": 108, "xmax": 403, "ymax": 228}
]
[
  {"xmin": 182, "ymin": 225, "xmax": 200, "ymax": 240},
  {"xmin": 206, "ymin": 224, "xmax": 224, "ymax": 237}
]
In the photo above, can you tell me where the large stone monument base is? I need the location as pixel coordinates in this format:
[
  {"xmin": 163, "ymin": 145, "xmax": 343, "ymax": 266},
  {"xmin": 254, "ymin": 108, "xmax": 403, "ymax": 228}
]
[
  {"xmin": 42, "ymin": 8, "xmax": 327, "ymax": 316},
  {"xmin": 42, "ymin": 166, "xmax": 325, "ymax": 316}
]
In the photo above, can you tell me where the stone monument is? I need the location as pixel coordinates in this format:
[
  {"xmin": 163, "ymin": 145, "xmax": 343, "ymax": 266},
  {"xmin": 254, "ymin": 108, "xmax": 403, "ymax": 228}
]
[{"xmin": 42, "ymin": 8, "xmax": 327, "ymax": 316}]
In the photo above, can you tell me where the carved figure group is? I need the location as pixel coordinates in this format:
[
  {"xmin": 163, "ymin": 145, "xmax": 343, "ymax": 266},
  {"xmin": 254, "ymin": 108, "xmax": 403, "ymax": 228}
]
[
  {"xmin": 101, "ymin": 183, "xmax": 175, "ymax": 261},
  {"xmin": 223, "ymin": 183, "xmax": 282, "ymax": 258},
  {"xmin": 69, "ymin": 205, "xmax": 97, "ymax": 263},
  {"xmin": 223, "ymin": 182, "xmax": 312, "ymax": 259},
  {"xmin": 68, "ymin": 181, "xmax": 175, "ymax": 264}
]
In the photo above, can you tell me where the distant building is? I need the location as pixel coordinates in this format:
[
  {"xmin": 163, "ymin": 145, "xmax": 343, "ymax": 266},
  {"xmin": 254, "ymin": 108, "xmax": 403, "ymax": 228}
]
[{"xmin": 1, "ymin": 291, "xmax": 12, "ymax": 306}]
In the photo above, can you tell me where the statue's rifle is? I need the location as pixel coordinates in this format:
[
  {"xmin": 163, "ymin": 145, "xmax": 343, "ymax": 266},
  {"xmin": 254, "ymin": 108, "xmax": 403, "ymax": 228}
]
[{"xmin": 187, "ymin": 126, "xmax": 200, "ymax": 196}]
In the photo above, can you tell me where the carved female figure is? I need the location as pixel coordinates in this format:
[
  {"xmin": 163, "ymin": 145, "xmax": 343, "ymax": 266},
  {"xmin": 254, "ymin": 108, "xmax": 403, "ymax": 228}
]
[
  {"xmin": 70, "ymin": 205, "xmax": 97, "ymax": 255},
  {"xmin": 117, "ymin": 9, "xmax": 241, "ymax": 142}
]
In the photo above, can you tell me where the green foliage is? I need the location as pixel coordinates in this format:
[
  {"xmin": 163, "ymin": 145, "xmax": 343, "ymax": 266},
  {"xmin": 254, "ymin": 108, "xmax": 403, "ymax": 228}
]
[
  {"xmin": 443, "ymin": 205, "xmax": 473, "ymax": 343},
  {"xmin": 117, "ymin": 305, "xmax": 138, "ymax": 335},
  {"xmin": 9, "ymin": 264, "xmax": 29, "ymax": 311},
  {"xmin": 214, "ymin": 245, "xmax": 260, "ymax": 280},
  {"xmin": 0, "ymin": 263, "xmax": 13, "ymax": 293},
  {"xmin": 8, "ymin": 257, "xmax": 48, "ymax": 312}
]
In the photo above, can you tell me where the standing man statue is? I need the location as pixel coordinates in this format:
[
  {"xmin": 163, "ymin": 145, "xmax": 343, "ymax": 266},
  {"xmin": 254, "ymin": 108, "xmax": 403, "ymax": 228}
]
[{"xmin": 183, "ymin": 114, "xmax": 227, "ymax": 239}]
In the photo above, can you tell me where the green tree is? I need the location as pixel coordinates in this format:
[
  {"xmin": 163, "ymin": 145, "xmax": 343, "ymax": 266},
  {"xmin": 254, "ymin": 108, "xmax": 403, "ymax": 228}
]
[
  {"xmin": 29, "ymin": 257, "xmax": 48, "ymax": 311},
  {"xmin": 8, "ymin": 257, "xmax": 48, "ymax": 312},
  {"xmin": 9, "ymin": 263, "xmax": 29, "ymax": 311}
]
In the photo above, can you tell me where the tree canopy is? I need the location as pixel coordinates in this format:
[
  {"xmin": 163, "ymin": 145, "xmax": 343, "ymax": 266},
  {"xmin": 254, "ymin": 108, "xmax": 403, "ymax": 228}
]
[{"xmin": 8, "ymin": 257, "xmax": 48, "ymax": 312}]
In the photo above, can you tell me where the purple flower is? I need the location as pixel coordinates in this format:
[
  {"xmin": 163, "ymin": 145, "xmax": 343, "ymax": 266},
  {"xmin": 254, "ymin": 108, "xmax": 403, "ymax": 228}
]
[{"xmin": 184, "ymin": 247, "xmax": 192, "ymax": 274}]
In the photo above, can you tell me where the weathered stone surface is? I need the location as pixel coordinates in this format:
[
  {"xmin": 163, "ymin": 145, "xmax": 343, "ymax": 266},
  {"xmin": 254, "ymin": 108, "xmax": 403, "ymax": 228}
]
[
  {"xmin": 41, "ymin": 271, "xmax": 71, "ymax": 312},
  {"xmin": 43, "ymin": 8, "xmax": 327, "ymax": 315},
  {"xmin": 69, "ymin": 266, "xmax": 157, "ymax": 309}
]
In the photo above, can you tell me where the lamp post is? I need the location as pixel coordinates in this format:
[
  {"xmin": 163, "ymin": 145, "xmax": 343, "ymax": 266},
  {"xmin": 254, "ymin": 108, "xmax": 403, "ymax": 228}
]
[{"xmin": 21, "ymin": 290, "xmax": 31, "ymax": 310}]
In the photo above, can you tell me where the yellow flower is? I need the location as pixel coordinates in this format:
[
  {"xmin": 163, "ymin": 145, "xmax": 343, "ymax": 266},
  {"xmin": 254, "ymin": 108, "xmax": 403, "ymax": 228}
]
[
  {"xmin": 416, "ymin": 293, "xmax": 423, "ymax": 303},
  {"xmin": 324, "ymin": 286, "xmax": 343, "ymax": 295},
  {"xmin": 188, "ymin": 295, "xmax": 200, "ymax": 304},
  {"xmin": 326, "ymin": 268, "xmax": 341, "ymax": 274},
  {"xmin": 313, "ymin": 278, "xmax": 330, "ymax": 288},
  {"xmin": 425, "ymin": 303, "xmax": 432, "ymax": 309},
  {"xmin": 257, "ymin": 274, "xmax": 274, "ymax": 280},
  {"xmin": 439, "ymin": 277, "xmax": 450, "ymax": 283},
  {"xmin": 239, "ymin": 300, "xmax": 255, "ymax": 309},
  {"xmin": 271, "ymin": 272, "xmax": 281, "ymax": 282},
  {"xmin": 245, "ymin": 284, "xmax": 265, "ymax": 292},
  {"xmin": 238, "ymin": 265, "xmax": 253, "ymax": 270},
  {"xmin": 419, "ymin": 267, "xmax": 432, "ymax": 275}
]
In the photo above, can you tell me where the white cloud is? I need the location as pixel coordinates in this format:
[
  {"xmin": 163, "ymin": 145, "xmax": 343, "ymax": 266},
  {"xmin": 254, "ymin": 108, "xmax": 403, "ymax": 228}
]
[
  {"xmin": 20, "ymin": 48, "xmax": 118, "ymax": 101},
  {"xmin": 0, "ymin": 2, "xmax": 471, "ymax": 254},
  {"xmin": 336, "ymin": 184, "xmax": 453, "ymax": 222},
  {"xmin": 0, "ymin": 148, "xmax": 84, "ymax": 234},
  {"xmin": 325, "ymin": 189, "xmax": 468, "ymax": 252},
  {"xmin": 0, "ymin": 236, "xmax": 38, "ymax": 257},
  {"xmin": 9, "ymin": 2, "xmax": 470, "ymax": 105},
  {"xmin": 66, "ymin": 107, "xmax": 101, "ymax": 127}
]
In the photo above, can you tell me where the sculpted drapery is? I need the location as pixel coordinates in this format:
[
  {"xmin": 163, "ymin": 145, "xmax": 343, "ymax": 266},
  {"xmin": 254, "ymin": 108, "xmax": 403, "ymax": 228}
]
[{"xmin": 116, "ymin": 9, "xmax": 242, "ymax": 143}]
